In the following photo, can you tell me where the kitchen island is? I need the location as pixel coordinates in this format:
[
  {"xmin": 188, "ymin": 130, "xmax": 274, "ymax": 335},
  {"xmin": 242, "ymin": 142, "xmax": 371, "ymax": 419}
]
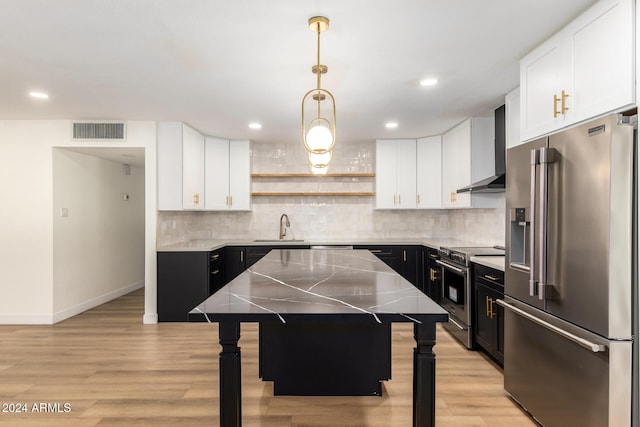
[{"xmin": 189, "ymin": 248, "xmax": 448, "ymax": 427}]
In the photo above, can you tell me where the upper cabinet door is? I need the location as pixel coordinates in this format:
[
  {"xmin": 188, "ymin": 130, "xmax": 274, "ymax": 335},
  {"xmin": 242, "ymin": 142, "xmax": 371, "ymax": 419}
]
[
  {"xmin": 228, "ymin": 140, "xmax": 251, "ymax": 211},
  {"xmin": 416, "ymin": 136, "xmax": 442, "ymax": 209},
  {"xmin": 520, "ymin": 33, "xmax": 571, "ymax": 141},
  {"xmin": 520, "ymin": 0, "xmax": 635, "ymax": 141},
  {"xmin": 396, "ymin": 140, "xmax": 417, "ymax": 209},
  {"xmin": 375, "ymin": 140, "xmax": 399, "ymax": 209},
  {"xmin": 568, "ymin": 0, "xmax": 635, "ymax": 123},
  {"xmin": 204, "ymin": 137, "xmax": 230, "ymax": 211},
  {"xmin": 157, "ymin": 122, "xmax": 183, "ymax": 211},
  {"xmin": 181, "ymin": 124, "xmax": 205, "ymax": 210}
]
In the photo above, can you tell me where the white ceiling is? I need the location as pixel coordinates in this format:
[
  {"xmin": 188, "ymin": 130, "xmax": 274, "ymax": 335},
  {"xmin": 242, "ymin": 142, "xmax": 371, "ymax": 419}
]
[{"xmin": 2, "ymin": 0, "xmax": 597, "ymax": 150}]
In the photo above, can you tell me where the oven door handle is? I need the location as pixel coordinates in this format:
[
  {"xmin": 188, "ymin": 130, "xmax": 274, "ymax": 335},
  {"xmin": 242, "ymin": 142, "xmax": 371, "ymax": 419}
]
[
  {"xmin": 447, "ymin": 315, "xmax": 467, "ymax": 331},
  {"xmin": 436, "ymin": 260, "xmax": 466, "ymax": 275}
]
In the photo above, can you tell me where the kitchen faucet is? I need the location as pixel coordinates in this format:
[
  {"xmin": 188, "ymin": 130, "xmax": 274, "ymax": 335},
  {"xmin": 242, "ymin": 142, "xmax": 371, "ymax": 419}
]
[{"xmin": 279, "ymin": 214, "xmax": 290, "ymax": 240}]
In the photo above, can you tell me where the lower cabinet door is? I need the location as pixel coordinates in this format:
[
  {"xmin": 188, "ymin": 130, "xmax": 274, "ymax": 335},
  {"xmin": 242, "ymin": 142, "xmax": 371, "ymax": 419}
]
[{"xmin": 157, "ymin": 252, "xmax": 209, "ymax": 322}]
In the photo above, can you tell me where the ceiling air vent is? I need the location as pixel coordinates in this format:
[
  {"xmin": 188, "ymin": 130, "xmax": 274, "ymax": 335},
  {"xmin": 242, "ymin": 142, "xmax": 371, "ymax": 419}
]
[{"xmin": 72, "ymin": 121, "xmax": 126, "ymax": 140}]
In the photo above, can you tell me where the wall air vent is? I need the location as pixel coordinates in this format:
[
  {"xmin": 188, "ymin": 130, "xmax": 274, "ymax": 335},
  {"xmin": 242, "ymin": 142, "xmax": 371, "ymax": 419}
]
[{"xmin": 72, "ymin": 121, "xmax": 126, "ymax": 140}]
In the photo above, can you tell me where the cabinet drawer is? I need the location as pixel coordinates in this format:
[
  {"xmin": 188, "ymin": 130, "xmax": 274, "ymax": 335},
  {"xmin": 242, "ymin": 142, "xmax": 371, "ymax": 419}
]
[{"xmin": 474, "ymin": 264, "xmax": 504, "ymax": 286}]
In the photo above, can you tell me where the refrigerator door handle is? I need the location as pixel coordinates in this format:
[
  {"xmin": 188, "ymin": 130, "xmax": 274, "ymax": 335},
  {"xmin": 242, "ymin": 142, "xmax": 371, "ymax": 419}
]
[
  {"xmin": 496, "ymin": 299, "xmax": 606, "ymax": 353},
  {"xmin": 529, "ymin": 148, "xmax": 539, "ymax": 297},
  {"xmin": 538, "ymin": 147, "xmax": 556, "ymax": 300}
]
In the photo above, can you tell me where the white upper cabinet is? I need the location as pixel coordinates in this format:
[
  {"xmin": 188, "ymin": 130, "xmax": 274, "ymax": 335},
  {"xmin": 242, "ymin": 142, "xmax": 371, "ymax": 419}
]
[
  {"xmin": 442, "ymin": 117, "xmax": 500, "ymax": 209},
  {"xmin": 228, "ymin": 140, "xmax": 251, "ymax": 211},
  {"xmin": 416, "ymin": 136, "xmax": 442, "ymax": 209},
  {"xmin": 157, "ymin": 122, "xmax": 251, "ymax": 212},
  {"xmin": 204, "ymin": 138, "xmax": 251, "ymax": 211},
  {"xmin": 442, "ymin": 120, "xmax": 471, "ymax": 209},
  {"xmin": 375, "ymin": 139, "xmax": 417, "ymax": 209},
  {"xmin": 181, "ymin": 125, "xmax": 205, "ymax": 210},
  {"xmin": 520, "ymin": 0, "xmax": 635, "ymax": 141},
  {"xmin": 157, "ymin": 122, "xmax": 205, "ymax": 211},
  {"xmin": 204, "ymin": 137, "xmax": 229, "ymax": 210}
]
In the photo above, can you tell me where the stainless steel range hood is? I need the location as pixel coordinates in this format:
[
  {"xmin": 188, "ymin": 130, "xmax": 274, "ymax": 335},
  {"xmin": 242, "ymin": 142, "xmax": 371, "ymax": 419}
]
[{"xmin": 457, "ymin": 104, "xmax": 505, "ymax": 193}]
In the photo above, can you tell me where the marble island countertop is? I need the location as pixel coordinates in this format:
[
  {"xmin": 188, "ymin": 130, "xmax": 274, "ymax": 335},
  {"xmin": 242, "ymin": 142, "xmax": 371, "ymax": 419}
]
[
  {"xmin": 190, "ymin": 248, "xmax": 448, "ymax": 322},
  {"xmin": 158, "ymin": 237, "xmax": 497, "ymax": 252}
]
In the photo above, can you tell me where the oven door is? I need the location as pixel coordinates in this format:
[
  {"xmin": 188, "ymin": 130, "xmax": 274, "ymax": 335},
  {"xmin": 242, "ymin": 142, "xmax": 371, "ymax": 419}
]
[{"xmin": 437, "ymin": 259, "xmax": 472, "ymax": 348}]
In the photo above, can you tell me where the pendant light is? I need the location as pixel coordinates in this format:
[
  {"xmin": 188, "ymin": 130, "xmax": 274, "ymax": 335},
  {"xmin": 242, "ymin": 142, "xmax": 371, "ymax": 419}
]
[{"xmin": 302, "ymin": 16, "xmax": 336, "ymax": 174}]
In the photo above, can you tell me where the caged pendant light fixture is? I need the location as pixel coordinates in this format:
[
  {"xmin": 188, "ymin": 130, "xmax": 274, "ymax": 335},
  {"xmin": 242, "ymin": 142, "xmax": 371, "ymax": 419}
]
[{"xmin": 302, "ymin": 16, "xmax": 336, "ymax": 174}]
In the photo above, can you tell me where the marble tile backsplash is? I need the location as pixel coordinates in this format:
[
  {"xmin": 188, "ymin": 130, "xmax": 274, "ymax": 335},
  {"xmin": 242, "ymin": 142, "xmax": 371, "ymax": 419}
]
[{"xmin": 156, "ymin": 141, "xmax": 505, "ymax": 246}]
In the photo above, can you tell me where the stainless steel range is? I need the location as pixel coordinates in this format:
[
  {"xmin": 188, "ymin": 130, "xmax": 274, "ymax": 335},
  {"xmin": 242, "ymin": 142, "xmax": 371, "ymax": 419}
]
[{"xmin": 437, "ymin": 246, "xmax": 504, "ymax": 348}]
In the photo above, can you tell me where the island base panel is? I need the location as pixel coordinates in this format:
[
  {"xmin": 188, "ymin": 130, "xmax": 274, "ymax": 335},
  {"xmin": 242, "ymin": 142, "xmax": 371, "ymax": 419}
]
[{"xmin": 259, "ymin": 322, "xmax": 391, "ymax": 396}]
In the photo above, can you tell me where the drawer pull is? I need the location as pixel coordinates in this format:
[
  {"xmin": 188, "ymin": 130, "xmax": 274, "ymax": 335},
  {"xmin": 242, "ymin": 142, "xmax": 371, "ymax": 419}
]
[
  {"xmin": 210, "ymin": 254, "xmax": 220, "ymax": 261},
  {"xmin": 211, "ymin": 269, "xmax": 220, "ymax": 275},
  {"xmin": 484, "ymin": 274, "xmax": 499, "ymax": 281},
  {"xmin": 370, "ymin": 250, "xmax": 382, "ymax": 253}
]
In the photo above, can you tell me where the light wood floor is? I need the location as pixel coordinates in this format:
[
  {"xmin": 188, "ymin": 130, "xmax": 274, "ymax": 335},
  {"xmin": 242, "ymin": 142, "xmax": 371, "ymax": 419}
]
[{"xmin": 0, "ymin": 289, "xmax": 538, "ymax": 426}]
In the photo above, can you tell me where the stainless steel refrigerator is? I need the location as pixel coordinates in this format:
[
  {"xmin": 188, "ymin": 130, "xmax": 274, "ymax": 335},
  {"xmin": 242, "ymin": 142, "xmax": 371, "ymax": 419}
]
[{"xmin": 501, "ymin": 113, "xmax": 636, "ymax": 427}]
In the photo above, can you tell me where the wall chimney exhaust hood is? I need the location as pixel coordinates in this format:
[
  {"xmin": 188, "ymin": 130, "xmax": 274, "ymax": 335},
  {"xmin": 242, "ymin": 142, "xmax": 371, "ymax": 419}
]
[{"xmin": 457, "ymin": 104, "xmax": 506, "ymax": 193}]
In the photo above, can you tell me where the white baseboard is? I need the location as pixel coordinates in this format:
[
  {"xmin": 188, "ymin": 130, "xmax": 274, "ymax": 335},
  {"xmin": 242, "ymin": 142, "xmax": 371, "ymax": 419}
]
[
  {"xmin": 0, "ymin": 314, "xmax": 54, "ymax": 325},
  {"xmin": 51, "ymin": 280, "xmax": 145, "ymax": 324},
  {"xmin": 143, "ymin": 313, "xmax": 158, "ymax": 324}
]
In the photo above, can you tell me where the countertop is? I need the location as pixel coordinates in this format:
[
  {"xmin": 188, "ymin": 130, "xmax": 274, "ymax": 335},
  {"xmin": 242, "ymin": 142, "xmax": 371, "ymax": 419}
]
[
  {"xmin": 158, "ymin": 237, "xmax": 487, "ymax": 252},
  {"xmin": 470, "ymin": 255, "xmax": 505, "ymax": 272},
  {"xmin": 190, "ymin": 248, "xmax": 448, "ymax": 322}
]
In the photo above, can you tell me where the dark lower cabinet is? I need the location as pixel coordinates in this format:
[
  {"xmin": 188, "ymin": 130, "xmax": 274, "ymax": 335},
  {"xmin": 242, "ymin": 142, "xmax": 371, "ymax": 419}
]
[
  {"xmin": 399, "ymin": 245, "xmax": 421, "ymax": 290},
  {"xmin": 224, "ymin": 246, "xmax": 246, "ymax": 284},
  {"xmin": 424, "ymin": 247, "xmax": 441, "ymax": 303},
  {"xmin": 353, "ymin": 245, "xmax": 400, "ymax": 271},
  {"xmin": 353, "ymin": 245, "xmax": 422, "ymax": 289},
  {"xmin": 473, "ymin": 264, "xmax": 504, "ymax": 366},
  {"xmin": 157, "ymin": 250, "xmax": 222, "ymax": 321}
]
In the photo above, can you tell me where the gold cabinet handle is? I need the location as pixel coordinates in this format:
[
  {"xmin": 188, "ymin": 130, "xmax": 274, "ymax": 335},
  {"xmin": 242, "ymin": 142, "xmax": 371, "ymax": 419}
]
[
  {"xmin": 225, "ymin": 196, "xmax": 229, "ymax": 206},
  {"xmin": 210, "ymin": 254, "xmax": 220, "ymax": 261},
  {"xmin": 210, "ymin": 269, "xmax": 220, "ymax": 275},
  {"xmin": 417, "ymin": 194, "xmax": 420, "ymax": 205},
  {"xmin": 553, "ymin": 94, "xmax": 561, "ymax": 118},
  {"xmin": 240, "ymin": 250, "xmax": 244, "ymax": 263},
  {"xmin": 403, "ymin": 250, "xmax": 407, "ymax": 262},
  {"xmin": 393, "ymin": 194, "xmax": 397, "ymax": 205},
  {"xmin": 193, "ymin": 193, "xmax": 200, "ymax": 205},
  {"xmin": 398, "ymin": 194, "xmax": 401, "ymax": 205},
  {"xmin": 484, "ymin": 274, "xmax": 499, "ymax": 281},
  {"xmin": 370, "ymin": 249, "xmax": 382, "ymax": 253},
  {"xmin": 489, "ymin": 297, "xmax": 496, "ymax": 319},
  {"xmin": 486, "ymin": 296, "xmax": 490, "ymax": 317},
  {"xmin": 561, "ymin": 90, "xmax": 569, "ymax": 114}
]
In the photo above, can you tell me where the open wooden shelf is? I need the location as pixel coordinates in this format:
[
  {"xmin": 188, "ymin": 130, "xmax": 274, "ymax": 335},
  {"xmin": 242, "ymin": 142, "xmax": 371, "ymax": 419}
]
[
  {"xmin": 251, "ymin": 192, "xmax": 375, "ymax": 197},
  {"xmin": 251, "ymin": 173, "xmax": 375, "ymax": 178}
]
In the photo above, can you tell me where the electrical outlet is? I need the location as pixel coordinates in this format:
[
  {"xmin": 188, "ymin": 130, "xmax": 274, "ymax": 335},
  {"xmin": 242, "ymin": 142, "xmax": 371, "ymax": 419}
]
[{"xmin": 60, "ymin": 208, "xmax": 68, "ymax": 217}]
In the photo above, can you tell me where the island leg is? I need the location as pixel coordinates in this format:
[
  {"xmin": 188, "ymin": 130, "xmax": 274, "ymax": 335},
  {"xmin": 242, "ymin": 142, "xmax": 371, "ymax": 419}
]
[
  {"xmin": 219, "ymin": 321, "xmax": 241, "ymax": 427},
  {"xmin": 413, "ymin": 322, "xmax": 437, "ymax": 427}
]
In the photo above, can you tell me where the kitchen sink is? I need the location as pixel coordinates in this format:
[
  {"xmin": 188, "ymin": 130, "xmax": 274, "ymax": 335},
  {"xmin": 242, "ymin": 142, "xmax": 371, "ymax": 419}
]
[{"xmin": 252, "ymin": 239, "xmax": 305, "ymax": 242}]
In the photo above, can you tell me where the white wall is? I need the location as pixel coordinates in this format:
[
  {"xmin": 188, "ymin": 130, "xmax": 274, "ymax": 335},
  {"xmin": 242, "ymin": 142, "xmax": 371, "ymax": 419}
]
[
  {"xmin": 0, "ymin": 120, "xmax": 156, "ymax": 324},
  {"xmin": 52, "ymin": 150, "xmax": 145, "ymax": 322},
  {"xmin": 0, "ymin": 121, "xmax": 59, "ymax": 323}
]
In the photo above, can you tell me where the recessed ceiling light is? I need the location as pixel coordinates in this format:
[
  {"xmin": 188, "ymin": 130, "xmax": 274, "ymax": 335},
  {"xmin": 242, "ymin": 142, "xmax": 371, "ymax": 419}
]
[
  {"xmin": 385, "ymin": 122, "xmax": 398, "ymax": 129},
  {"xmin": 249, "ymin": 123, "xmax": 262, "ymax": 130},
  {"xmin": 420, "ymin": 78, "xmax": 438, "ymax": 87},
  {"xmin": 29, "ymin": 91, "xmax": 49, "ymax": 99}
]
